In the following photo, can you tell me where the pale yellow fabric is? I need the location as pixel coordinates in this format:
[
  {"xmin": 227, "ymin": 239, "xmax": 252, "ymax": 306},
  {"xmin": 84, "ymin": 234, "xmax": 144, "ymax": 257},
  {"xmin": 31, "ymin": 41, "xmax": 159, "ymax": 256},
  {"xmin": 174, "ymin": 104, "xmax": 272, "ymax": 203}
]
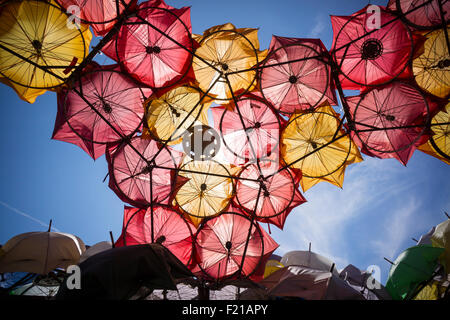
[
  {"xmin": 193, "ymin": 23, "xmax": 267, "ymax": 103},
  {"xmin": 281, "ymin": 103, "xmax": 363, "ymax": 191},
  {"xmin": 264, "ymin": 260, "xmax": 284, "ymax": 279},
  {"xmin": 0, "ymin": 0, "xmax": 92, "ymax": 102},
  {"xmin": 431, "ymin": 219, "xmax": 450, "ymax": 273}
]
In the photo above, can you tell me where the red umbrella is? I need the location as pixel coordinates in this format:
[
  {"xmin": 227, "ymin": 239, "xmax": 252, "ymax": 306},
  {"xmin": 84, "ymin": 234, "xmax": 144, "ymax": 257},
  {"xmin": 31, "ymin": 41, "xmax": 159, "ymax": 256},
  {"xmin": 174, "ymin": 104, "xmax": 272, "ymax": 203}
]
[
  {"xmin": 331, "ymin": 5, "xmax": 413, "ymax": 89},
  {"xmin": 387, "ymin": 0, "xmax": 450, "ymax": 30},
  {"xmin": 346, "ymin": 81, "xmax": 434, "ymax": 165},
  {"xmin": 115, "ymin": 205, "xmax": 195, "ymax": 266},
  {"xmin": 194, "ymin": 212, "xmax": 274, "ymax": 281},
  {"xmin": 106, "ymin": 136, "xmax": 184, "ymax": 207},
  {"xmin": 260, "ymin": 36, "xmax": 337, "ymax": 114},
  {"xmin": 101, "ymin": 1, "xmax": 193, "ymax": 89},
  {"xmin": 59, "ymin": 67, "xmax": 149, "ymax": 149},
  {"xmin": 211, "ymin": 95, "xmax": 281, "ymax": 165},
  {"xmin": 55, "ymin": 0, "xmax": 137, "ymax": 36}
]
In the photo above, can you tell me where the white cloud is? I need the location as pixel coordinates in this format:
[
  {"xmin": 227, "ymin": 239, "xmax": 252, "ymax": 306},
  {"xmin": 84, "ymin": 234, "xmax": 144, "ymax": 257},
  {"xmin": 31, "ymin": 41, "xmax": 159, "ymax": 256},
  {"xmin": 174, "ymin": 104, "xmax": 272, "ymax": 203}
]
[{"xmin": 308, "ymin": 15, "xmax": 326, "ymax": 38}]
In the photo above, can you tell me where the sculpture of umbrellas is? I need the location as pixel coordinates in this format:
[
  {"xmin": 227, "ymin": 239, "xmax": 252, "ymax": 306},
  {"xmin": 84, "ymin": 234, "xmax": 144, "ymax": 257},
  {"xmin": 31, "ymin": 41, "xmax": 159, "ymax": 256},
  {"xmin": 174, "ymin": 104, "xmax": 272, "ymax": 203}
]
[
  {"xmin": 347, "ymin": 81, "xmax": 433, "ymax": 165},
  {"xmin": 115, "ymin": 205, "xmax": 195, "ymax": 266},
  {"xmin": 192, "ymin": 23, "xmax": 267, "ymax": 103},
  {"xmin": 0, "ymin": 231, "xmax": 86, "ymax": 275},
  {"xmin": 145, "ymin": 85, "xmax": 211, "ymax": 145},
  {"xmin": 387, "ymin": 0, "xmax": 450, "ymax": 30},
  {"xmin": 412, "ymin": 27, "xmax": 450, "ymax": 99},
  {"xmin": 331, "ymin": 5, "xmax": 413, "ymax": 89},
  {"xmin": 281, "ymin": 103, "xmax": 363, "ymax": 191},
  {"xmin": 107, "ymin": 136, "xmax": 184, "ymax": 208},
  {"xmin": 0, "ymin": 0, "xmax": 92, "ymax": 97},
  {"xmin": 260, "ymin": 36, "xmax": 336, "ymax": 114}
]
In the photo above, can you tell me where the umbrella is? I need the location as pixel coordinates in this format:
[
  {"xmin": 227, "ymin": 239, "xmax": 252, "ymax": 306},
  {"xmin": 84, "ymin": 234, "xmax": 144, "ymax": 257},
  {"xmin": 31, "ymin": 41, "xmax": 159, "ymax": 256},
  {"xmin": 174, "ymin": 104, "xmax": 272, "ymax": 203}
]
[
  {"xmin": 192, "ymin": 23, "xmax": 267, "ymax": 103},
  {"xmin": 145, "ymin": 85, "xmax": 211, "ymax": 145},
  {"xmin": 387, "ymin": 0, "xmax": 450, "ymax": 30},
  {"xmin": 385, "ymin": 244, "xmax": 445, "ymax": 300},
  {"xmin": 79, "ymin": 241, "xmax": 112, "ymax": 263},
  {"xmin": 280, "ymin": 250, "xmax": 340, "ymax": 277},
  {"xmin": 115, "ymin": 205, "xmax": 195, "ymax": 266},
  {"xmin": 331, "ymin": 5, "xmax": 413, "ymax": 89},
  {"xmin": 59, "ymin": 67, "xmax": 148, "ymax": 149},
  {"xmin": 0, "ymin": 0, "xmax": 92, "ymax": 99},
  {"xmin": 417, "ymin": 102, "xmax": 450, "ymax": 164},
  {"xmin": 260, "ymin": 36, "xmax": 337, "ymax": 114},
  {"xmin": 413, "ymin": 27, "xmax": 450, "ymax": 99},
  {"xmin": 346, "ymin": 81, "xmax": 434, "ymax": 166},
  {"xmin": 258, "ymin": 265, "xmax": 365, "ymax": 300},
  {"xmin": 55, "ymin": 244, "xmax": 194, "ymax": 300},
  {"xmin": 234, "ymin": 161, "xmax": 306, "ymax": 220},
  {"xmin": 193, "ymin": 212, "xmax": 277, "ymax": 281},
  {"xmin": 102, "ymin": 1, "xmax": 193, "ymax": 89},
  {"xmin": 107, "ymin": 136, "xmax": 184, "ymax": 208},
  {"xmin": 0, "ymin": 231, "xmax": 86, "ymax": 275},
  {"xmin": 281, "ymin": 103, "xmax": 363, "ymax": 191},
  {"xmin": 174, "ymin": 160, "xmax": 236, "ymax": 225},
  {"xmin": 431, "ymin": 219, "xmax": 450, "ymax": 273},
  {"xmin": 211, "ymin": 95, "xmax": 281, "ymax": 165},
  {"xmin": 55, "ymin": 0, "xmax": 137, "ymax": 36}
]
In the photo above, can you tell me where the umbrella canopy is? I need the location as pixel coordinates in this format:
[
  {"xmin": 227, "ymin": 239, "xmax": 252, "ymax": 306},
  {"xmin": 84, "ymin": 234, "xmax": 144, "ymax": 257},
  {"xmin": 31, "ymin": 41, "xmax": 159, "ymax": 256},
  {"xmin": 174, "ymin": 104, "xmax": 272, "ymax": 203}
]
[
  {"xmin": 193, "ymin": 212, "xmax": 277, "ymax": 281},
  {"xmin": 192, "ymin": 23, "xmax": 267, "ymax": 103},
  {"xmin": 258, "ymin": 265, "xmax": 365, "ymax": 300},
  {"xmin": 79, "ymin": 241, "xmax": 112, "ymax": 263},
  {"xmin": 55, "ymin": 0, "xmax": 137, "ymax": 36},
  {"xmin": 385, "ymin": 244, "xmax": 445, "ymax": 300},
  {"xmin": 174, "ymin": 160, "xmax": 236, "ymax": 225},
  {"xmin": 280, "ymin": 250, "xmax": 340, "ymax": 276},
  {"xmin": 145, "ymin": 85, "xmax": 211, "ymax": 145},
  {"xmin": 0, "ymin": 232, "xmax": 86, "ymax": 275},
  {"xmin": 55, "ymin": 244, "xmax": 194, "ymax": 300},
  {"xmin": 331, "ymin": 6, "xmax": 413, "ymax": 89},
  {"xmin": 107, "ymin": 137, "xmax": 184, "ymax": 208},
  {"xmin": 115, "ymin": 205, "xmax": 195, "ymax": 266},
  {"xmin": 417, "ymin": 102, "xmax": 450, "ymax": 164},
  {"xmin": 431, "ymin": 219, "xmax": 450, "ymax": 273},
  {"xmin": 102, "ymin": 2, "xmax": 193, "ymax": 89},
  {"xmin": 59, "ymin": 68, "xmax": 148, "ymax": 147},
  {"xmin": 0, "ymin": 0, "xmax": 92, "ymax": 99},
  {"xmin": 260, "ymin": 36, "xmax": 337, "ymax": 114},
  {"xmin": 347, "ymin": 81, "xmax": 433, "ymax": 166},
  {"xmin": 413, "ymin": 27, "xmax": 450, "ymax": 99},
  {"xmin": 212, "ymin": 95, "xmax": 281, "ymax": 165},
  {"xmin": 387, "ymin": 0, "xmax": 450, "ymax": 30},
  {"xmin": 281, "ymin": 103, "xmax": 363, "ymax": 191}
]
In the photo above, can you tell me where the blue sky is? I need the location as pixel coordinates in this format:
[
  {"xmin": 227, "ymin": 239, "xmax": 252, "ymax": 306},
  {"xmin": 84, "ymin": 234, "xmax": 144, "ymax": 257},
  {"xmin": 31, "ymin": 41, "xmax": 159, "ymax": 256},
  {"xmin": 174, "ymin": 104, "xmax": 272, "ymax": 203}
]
[{"xmin": 0, "ymin": 0, "xmax": 449, "ymax": 285}]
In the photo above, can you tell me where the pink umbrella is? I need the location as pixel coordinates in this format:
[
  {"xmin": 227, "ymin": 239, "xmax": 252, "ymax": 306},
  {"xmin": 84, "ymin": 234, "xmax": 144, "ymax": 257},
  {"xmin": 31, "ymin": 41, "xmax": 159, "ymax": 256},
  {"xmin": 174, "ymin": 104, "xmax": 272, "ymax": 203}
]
[
  {"xmin": 346, "ymin": 81, "xmax": 434, "ymax": 165},
  {"xmin": 331, "ymin": 5, "xmax": 413, "ymax": 89},
  {"xmin": 387, "ymin": 0, "xmax": 450, "ymax": 30},
  {"xmin": 106, "ymin": 136, "xmax": 184, "ymax": 207},
  {"xmin": 193, "ymin": 212, "xmax": 276, "ymax": 281},
  {"xmin": 211, "ymin": 95, "xmax": 281, "ymax": 165},
  {"xmin": 59, "ymin": 65, "xmax": 149, "ymax": 148},
  {"xmin": 115, "ymin": 205, "xmax": 195, "ymax": 266},
  {"xmin": 260, "ymin": 36, "xmax": 337, "ymax": 114},
  {"xmin": 55, "ymin": 0, "xmax": 137, "ymax": 36},
  {"xmin": 101, "ymin": 1, "xmax": 193, "ymax": 89}
]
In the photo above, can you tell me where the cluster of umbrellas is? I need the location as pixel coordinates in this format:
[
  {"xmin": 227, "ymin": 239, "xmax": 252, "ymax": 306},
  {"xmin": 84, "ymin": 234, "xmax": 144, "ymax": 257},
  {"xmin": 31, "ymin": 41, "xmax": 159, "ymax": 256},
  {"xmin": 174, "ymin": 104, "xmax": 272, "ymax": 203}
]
[{"xmin": 0, "ymin": 0, "xmax": 449, "ymax": 291}]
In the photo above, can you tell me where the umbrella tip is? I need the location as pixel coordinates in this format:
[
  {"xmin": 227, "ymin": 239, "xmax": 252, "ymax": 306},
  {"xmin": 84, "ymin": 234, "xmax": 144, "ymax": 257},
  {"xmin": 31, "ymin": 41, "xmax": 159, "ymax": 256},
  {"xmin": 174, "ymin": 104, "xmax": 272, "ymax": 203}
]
[
  {"xmin": 47, "ymin": 219, "xmax": 52, "ymax": 232},
  {"xmin": 445, "ymin": 211, "xmax": 449, "ymax": 219},
  {"xmin": 384, "ymin": 257, "xmax": 394, "ymax": 265},
  {"xmin": 109, "ymin": 231, "xmax": 115, "ymax": 248}
]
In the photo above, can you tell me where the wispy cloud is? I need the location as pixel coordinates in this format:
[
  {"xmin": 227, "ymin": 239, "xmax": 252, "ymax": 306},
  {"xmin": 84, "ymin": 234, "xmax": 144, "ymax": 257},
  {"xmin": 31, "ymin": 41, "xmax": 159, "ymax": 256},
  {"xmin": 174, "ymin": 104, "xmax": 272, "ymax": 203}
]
[
  {"xmin": 0, "ymin": 200, "xmax": 60, "ymax": 232},
  {"xmin": 308, "ymin": 15, "xmax": 326, "ymax": 38}
]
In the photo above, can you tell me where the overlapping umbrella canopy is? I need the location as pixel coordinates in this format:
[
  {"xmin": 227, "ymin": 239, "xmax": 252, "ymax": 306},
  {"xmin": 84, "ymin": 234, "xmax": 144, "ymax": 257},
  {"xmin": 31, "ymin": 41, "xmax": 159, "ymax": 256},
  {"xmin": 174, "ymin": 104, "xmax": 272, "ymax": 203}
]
[{"xmin": 1, "ymin": 0, "xmax": 449, "ymax": 293}]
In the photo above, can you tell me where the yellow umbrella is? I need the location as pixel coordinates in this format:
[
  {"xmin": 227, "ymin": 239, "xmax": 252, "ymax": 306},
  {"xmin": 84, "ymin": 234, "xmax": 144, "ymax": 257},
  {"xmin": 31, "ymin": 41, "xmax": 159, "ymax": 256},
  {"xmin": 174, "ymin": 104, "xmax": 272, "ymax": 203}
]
[
  {"xmin": 413, "ymin": 281, "xmax": 446, "ymax": 300},
  {"xmin": 145, "ymin": 86, "xmax": 212, "ymax": 145},
  {"xmin": 281, "ymin": 103, "xmax": 363, "ymax": 192},
  {"xmin": 0, "ymin": 0, "xmax": 92, "ymax": 102},
  {"xmin": 174, "ymin": 160, "xmax": 238, "ymax": 226},
  {"xmin": 192, "ymin": 23, "xmax": 267, "ymax": 103},
  {"xmin": 263, "ymin": 259, "xmax": 284, "ymax": 279},
  {"xmin": 417, "ymin": 102, "xmax": 450, "ymax": 165},
  {"xmin": 0, "ymin": 77, "xmax": 46, "ymax": 103},
  {"xmin": 413, "ymin": 27, "xmax": 450, "ymax": 99},
  {"xmin": 431, "ymin": 219, "xmax": 450, "ymax": 273}
]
